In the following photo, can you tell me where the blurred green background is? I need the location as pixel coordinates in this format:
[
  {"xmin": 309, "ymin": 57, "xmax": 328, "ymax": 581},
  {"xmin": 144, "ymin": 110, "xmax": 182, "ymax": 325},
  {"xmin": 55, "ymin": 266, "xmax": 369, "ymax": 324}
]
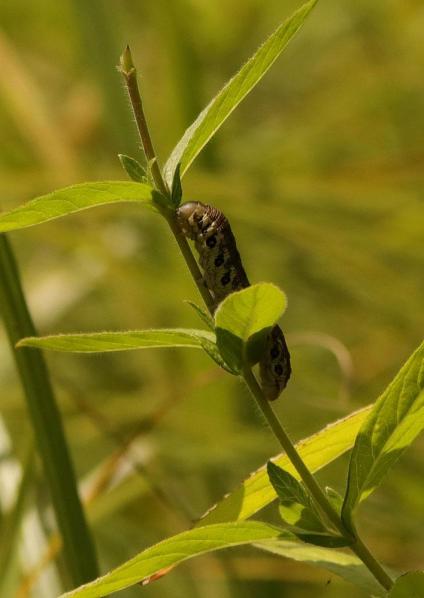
[{"xmin": 0, "ymin": 0, "xmax": 423, "ymax": 596}]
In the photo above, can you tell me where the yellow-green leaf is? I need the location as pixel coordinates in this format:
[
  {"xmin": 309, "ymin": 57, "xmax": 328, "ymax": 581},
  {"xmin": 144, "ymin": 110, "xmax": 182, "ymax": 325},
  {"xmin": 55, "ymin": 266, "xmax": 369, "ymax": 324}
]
[
  {"xmin": 0, "ymin": 181, "xmax": 156, "ymax": 232},
  {"xmin": 60, "ymin": 522, "xmax": 289, "ymax": 597},
  {"xmin": 163, "ymin": 0, "xmax": 318, "ymax": 185},
  {"xmin": 199, "ymin": 406, "xmax": 371, "ymax": 525}
]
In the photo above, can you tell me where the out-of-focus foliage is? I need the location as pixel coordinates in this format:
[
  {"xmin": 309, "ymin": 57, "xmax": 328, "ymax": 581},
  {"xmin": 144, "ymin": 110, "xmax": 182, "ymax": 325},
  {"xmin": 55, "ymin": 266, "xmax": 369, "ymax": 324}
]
[{"xmin": 0, "ymin": 0, "xmax": 423, "ymax": 596}]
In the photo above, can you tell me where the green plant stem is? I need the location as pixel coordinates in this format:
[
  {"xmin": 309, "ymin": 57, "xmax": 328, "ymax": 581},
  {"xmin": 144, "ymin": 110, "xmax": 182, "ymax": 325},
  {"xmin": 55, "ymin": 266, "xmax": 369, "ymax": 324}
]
[
  {"xmin": 167, "ymin": 216, "xmax": 216, "ymax": 314},
  {"xmin": 120, "ymin": 47, "xmax": 216, "ymax": 315},
  {"xmin": 0, "ymin": 235, "xmax": 99, "ymax": 588},
  {"xmin": 242, "ymin": 366, "xmax": 394, "ymax": 592},
  {"xmin": 120, "ymin": 46, "xmax": 169, "ymax": 197},
  {"xmin": 120, "ymin": 46, "xmax": 393, "ymax": 595}
]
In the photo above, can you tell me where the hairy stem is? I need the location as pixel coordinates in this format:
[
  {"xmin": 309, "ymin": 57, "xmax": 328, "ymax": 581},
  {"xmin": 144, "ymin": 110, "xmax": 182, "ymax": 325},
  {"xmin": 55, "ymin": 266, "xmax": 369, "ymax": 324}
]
[
  {"xmin": 120, "ymin": 47, "xmax": 216, "ymax": 314},
  {"xmin": 120, "ymin": 48, "xmax": 393, "ymax": 594},
  {"xmin": 0, "ymin": 235, "xmax": 99, "ymax": 588},
  {"xmin": 119, "ymin": 46, "xmax": 169, "ymax": 197}
]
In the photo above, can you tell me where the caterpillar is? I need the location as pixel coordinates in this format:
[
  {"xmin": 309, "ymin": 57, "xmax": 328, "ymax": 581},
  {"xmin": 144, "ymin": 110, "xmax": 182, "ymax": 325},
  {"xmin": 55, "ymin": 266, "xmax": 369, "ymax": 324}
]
[{"xmin": 176, "ymin": 201, "xmax": 291, "ymax": 400}]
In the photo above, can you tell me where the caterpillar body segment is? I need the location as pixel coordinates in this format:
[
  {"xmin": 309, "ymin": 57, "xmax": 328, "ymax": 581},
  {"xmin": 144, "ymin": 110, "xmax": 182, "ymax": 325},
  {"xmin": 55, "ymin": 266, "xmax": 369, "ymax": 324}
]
[{"xmin": 177, "ymin": 201, "xmax": 291, "ymax": 400}]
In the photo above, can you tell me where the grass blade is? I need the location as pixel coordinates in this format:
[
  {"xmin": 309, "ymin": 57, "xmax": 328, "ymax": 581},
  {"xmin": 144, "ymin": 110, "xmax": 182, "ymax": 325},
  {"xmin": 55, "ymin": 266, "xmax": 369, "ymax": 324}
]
[
  {"xmin": 163, "ymin": 0, "xmax": 318, "ymax": 185},
  {"xmin": 0, "ymin": 181, "xmax": 156, "ymax": 233},
  {"xmin": 0, "ymin": 235, "xmax": 98, "ymax": 587}
]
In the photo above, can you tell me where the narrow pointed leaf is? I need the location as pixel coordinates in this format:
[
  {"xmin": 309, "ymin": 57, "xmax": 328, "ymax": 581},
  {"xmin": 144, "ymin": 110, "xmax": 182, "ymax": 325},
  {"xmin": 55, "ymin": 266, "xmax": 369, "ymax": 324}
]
[
  {"xmin": 118, "ymin": 154, "xmax": 147, "ymax": 183},
  {"xmin": 256, "ymin": 539, "xmax": 385, "ymax": 596},
  {"xmin": 199, "ymin": 406, "xmax": 371, "ymax": 526},
  {"xmin": 0, "ymin": 181, "xmax": 156, "ymax": 232},
  {"xmin": 171, "ymin": 163, "xmax": 183, "ymax": 207},
  {"xmin": 325, "ymin": 487, "xmax": 343, "ymax": 516},
  {"xmin": 163, "ymin": 0, "xmax": 318, "ymax": 185},
  {"xmin": 185, "ymin": 300, "xmax": 215, "ymax": 330},
  {"xmin": 342, "ymin": 342, "xmax": 424, "ymax": 530},
  {"xmin": 60, "ymin": 522, "xmax": 289, "ymax": 597},
  {"xmin": 17, "ymin": 329, "xmax": 216, "ymax": 353}
]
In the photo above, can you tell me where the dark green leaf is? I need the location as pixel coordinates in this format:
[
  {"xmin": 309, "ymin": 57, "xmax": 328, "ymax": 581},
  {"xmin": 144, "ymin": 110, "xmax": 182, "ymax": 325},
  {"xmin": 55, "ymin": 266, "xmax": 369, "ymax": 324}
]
[
  {"xmin": 171, "ymin": 163, "xmax": 183, "ymax": 207},
  {"xmin": 342, "ymin": 342, "xmax": 424, "ymax": 531}
]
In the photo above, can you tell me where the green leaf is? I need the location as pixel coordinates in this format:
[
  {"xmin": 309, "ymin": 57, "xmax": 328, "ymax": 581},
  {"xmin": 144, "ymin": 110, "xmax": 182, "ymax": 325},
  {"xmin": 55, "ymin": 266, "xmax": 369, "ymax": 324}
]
[
  {"xmin": 185, "ymin": 300, "xmax": 215, "ymax": 330},
  {"xmin": 215, "ymin": 283, "xmax": 287, "ymax": 372},
  {"xmin": 199, "ymin": 406, "xmax": 371, "ymax": 526},
  {"xmin": 60, "ymin": 522, "xmax": 290, "ymax": 597},
  {"xmin": 294, "ymin": 532, "xmax": 350, "ymax": 548},
  {"xmin": 171, "ymin": 163, "xmax": 183, "ymax": 207},
  {"xmin": 17, "ymin": 328, "xmax": 216, "ymax": 353},
  {"xmin": 256, "ymin": 539, "xmax": 385, "ymax": 596},
  {"xmin": 342, "ymin": 342, "xmax": 424, "ymax": 531},
  {"xmin": 268, "ymin": 461, "xmax": 311, "ymax": 506},
  {"xmin": 0, "ymin": 181, "xmax": 156, "ymax": 233},
  {"xmin": 163, "ymin": 0, "xmax": 318, "ymax": 186},
  {"xmin": 118, "ymin": 154, "xmax": 147, "ymax": 183},
  {"xmin": 390, "ymin": 572, "xmax": 424, "ymax": 598},
  {"xmin": 278, "ymin": 503, "xmax": 326, "ymax": 533},
  {"xmin": 268, "ymin": 462, "xmax": 326, "ymax": 532},
  {"xmin": 325, "ymin": 487, "xmax": 343, "ymax": 516},
  {"xmin": 199, "ymin": 335, "xmax": 239, "ymax": 375}
]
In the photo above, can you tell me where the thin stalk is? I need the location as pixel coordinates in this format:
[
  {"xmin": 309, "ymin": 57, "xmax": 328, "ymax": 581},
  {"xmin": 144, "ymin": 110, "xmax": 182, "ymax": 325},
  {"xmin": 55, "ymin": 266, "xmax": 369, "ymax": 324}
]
[
  {"xmin": 0, "ymin": 235, "xmax": 98, "ymax": 588},
  {"xmin": 242, "ymin": 367, "xmax": 394, "ymax": 592},
  {"xmin": 119, "ymin": 46, "xmax": 169, "ymax": 197},
  {"xmin": 119, "ymin": 46, "xmax": 216, "ymax": 314}
]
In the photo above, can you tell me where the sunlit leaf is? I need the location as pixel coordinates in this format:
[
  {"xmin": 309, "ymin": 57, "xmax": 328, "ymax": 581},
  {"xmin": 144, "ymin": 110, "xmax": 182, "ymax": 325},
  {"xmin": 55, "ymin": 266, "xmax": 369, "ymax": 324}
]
[
  {"xmin": 199, "ymin": 406, "xmax": 371, "ymax": 526},
  {"xmin": 390, "ymin": 572, "xmax": 424, "ymax": 597},
  {"xmin": 0, "ymin": 181, "xmax": 156, "ymax": 232},
  {"xmin": 163, "ymin": 0, "xmax": 318, "ymax": 185},
  {"xmin": 60, "ymin": 522, "xmax": 289, "ymax": 597},
  {"xmin": 17, "ymin": 329, "xmax": 215, "ymax": 353},
  {"xmin": 342, "ymin": 342, "xmax": 424, "ymax": 531},
  {"xmin": 256, "ymin": 539, "xmax": 385, "ymax": 596},
  {"xmin": 215, "ymin": 283, "xmax": 287, "ymax": 372}
]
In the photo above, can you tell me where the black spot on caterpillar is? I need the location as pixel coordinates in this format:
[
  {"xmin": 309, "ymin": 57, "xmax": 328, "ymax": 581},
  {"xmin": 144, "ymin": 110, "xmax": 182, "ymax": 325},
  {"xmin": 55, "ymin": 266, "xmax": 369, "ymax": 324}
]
[{"xmin": 176, "ymin": 201, "xmax": 291, "ymax": 400}]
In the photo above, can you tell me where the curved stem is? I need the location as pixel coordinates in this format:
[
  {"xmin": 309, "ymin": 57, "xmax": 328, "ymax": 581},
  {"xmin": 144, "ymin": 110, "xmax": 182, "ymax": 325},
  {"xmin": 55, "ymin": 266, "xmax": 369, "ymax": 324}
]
[{"xmin": 242, "ymin": 367, "xmax": 393, "ymax": 592}]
